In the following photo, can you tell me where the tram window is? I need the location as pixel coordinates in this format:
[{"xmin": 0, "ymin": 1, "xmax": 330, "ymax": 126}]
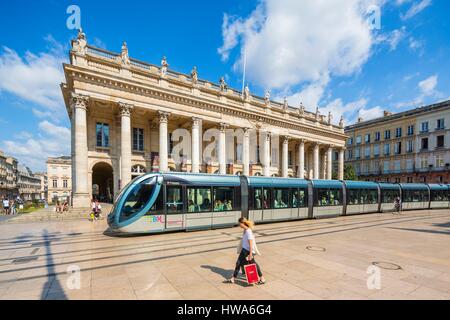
[
  {"xmin": 348, "ymin": 189, "xmax": 359, "ymax": 205},
  {"xmin": 367, "ymin": 189, "xmax": 378, "ymax": 204},
  {"xmin": 122, "ymin": 180, "xmax": 156, "ymax": 219},
  {"xmin": 252, "ymin": 188, "xmax": 263, "ymax": 210},
  {"xmin": 148, "ymin": 190, "xmax": 164, "ymax": 215},
  {"xmin": 382, "ymin": 190, "xmax": 399, "ymax": 203},
  {"xmin": 431, "ymin": 190, "xmax": 447, "ymax": 201},
  {"xmin": 273, "ymin": 189, "xmax": 290, "ymax": 209},
  {"xmin": 317, "ymin": 188, "xmax": 341, "ymax": 206},
  {"xmin": 187, "ymin": 187, "xmax": 212, "ymax": 213},
  {"xmin": 292, "ymin": 188, "xmax": 307, "ymax": 208},
  {"xmin": 263, "ymin": 188, "xmax": 271, "ymax": 209},
  {"xmin": 213, "ymin": 187, "xmax": 234, "ymax": 212},
  {"xmin": 166, "ymin": 186, "xmax": 183, "ymax": 214}
]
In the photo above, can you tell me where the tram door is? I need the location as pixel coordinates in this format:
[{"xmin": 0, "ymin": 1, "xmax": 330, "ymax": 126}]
[
  {"xmin": 249, "ymin": 188, "xmax": 263, "ymax": 223},
  {"xmin": 262, "ymin": 188, "xmax": 273, "ymax": 221},
  {"xmin": 165, "ymin": 185, "xmax": 185, "ymax": 231}
]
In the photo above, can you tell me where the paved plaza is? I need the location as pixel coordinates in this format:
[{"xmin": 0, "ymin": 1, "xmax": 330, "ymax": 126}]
[{"xmin": 0, "ymin": 209, "xmax": 450, "ymax": 300}]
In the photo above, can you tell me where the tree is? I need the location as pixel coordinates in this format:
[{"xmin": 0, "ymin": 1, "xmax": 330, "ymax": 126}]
[{"xmin": 344, "ymin": 164, "xmax": 358, "ymax": 181}]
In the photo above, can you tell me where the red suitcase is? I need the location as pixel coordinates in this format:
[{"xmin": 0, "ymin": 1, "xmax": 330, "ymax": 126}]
[{"xmin": 244, "ymin": 263, "xmax": 259, "ymax": 285}]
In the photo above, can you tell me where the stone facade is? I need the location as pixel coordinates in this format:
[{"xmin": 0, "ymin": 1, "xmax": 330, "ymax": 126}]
[
  {"xmin": 345, "ymin": 100, "xmax": 450, "ymax": 184},
  {"xmin": 34, "ymin": 172, "xmax": 48, "ymax": 202},
  {"xmin": 17, "ymin": 165, "xmax": 41, "ymax": 201},
  {"xmin": 0, "ymin": 150, "xmax": 19, "ymax": 199},
  {"xmin": 61, "ymin": 31, "xmax": 347, "ymax": 208},
  {"xmin": 47, "ymin": 156, "xmax": 72, "ymax": 204}
]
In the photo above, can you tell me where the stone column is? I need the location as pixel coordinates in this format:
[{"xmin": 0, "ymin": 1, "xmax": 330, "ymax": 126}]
[
  {"xmin": 327, "ymin": 146, "xmax": 333, "ymax": 180},
  {"xmin": 71, "ymin": 94, "xmax": 90, "ymax": 208},
  {"xmin": 243, "ymin": 128, "xmax": 250, "ymax": 176},
  {"xmin": 338, "ymin": 148, "xmax": 345, "ymax": 180},
  {"xmin": 313, "ymin": 143, "xmax": 320, "ymax": 180},
  {"xmin": 218, "ymin": 123, "xmax": 228, "ymax": 175},
  {"xmin": 119, "ymin": 103, "xmax": 133, "ymax": 187},
  {"xmin": 298, "ymin": 140, "xmax": 305, "ymax": 179},
  {"xmin": 191, "ymin": 117, "xmax": 201, "ymax": 173},
  {"xmin": 263, "ymin": 132, "xmax": 271, "ymax": 177},
  {"xmin": 282, "ymin": 136, "xmax": 289, "ymax": 178},
  {"xmin": 158, "ymin": 111, "xmax": 170, "ymax": 172}
]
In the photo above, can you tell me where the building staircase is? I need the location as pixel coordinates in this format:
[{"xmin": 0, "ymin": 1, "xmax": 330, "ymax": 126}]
[{"xmin": 2, "ymin": 204, "xmax": 112, "ymax": 224}]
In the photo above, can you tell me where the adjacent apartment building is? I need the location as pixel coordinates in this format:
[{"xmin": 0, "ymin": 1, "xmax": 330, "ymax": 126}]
[
  {"xmin": 0, "ymin": 150, "xmax": 19, "ymax": 199},
  {"xmin": 34, "ymin": 172, "xmax": 48, "ymax": 202},
  {"xmin": 17, "ymin": 165, "xmax": 42, "ymax": 201},
  {"xmin": 345, "ymin": 100, "xmax": 450, "ymax": 184},
  {"xmin": 47, "ymin": 156, "xmax": 72, "ymax": 203}
]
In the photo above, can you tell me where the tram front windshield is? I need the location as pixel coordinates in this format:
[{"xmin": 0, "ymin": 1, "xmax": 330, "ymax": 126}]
[{"xmin": 120, "ymin": 177, "xmax": 157, "ymax": 221}]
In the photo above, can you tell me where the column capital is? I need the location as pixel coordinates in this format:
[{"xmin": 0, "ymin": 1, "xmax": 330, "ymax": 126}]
[
  {"xmin": 192, "ymin": 117, "xmax": 202, "ymax": 127},
  {"xmin": 71, "ymin": 93, "xmax": 89, "ymax": 111},
  {"xmin": 118, "ymin": 102, "xmax": 134, "ymax": 117},
  {"xmin": 282, "ymin": 136, "xmax": 290, "ymax": 144},
  {"xmin": 219, "ymin": 123, "xmax": 229, "ymax": 132},
  {"xmin": 158, "ymin": 111, "xmax": 170, "ymax": 123}
]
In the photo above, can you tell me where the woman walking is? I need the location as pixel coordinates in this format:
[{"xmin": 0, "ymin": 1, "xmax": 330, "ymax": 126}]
[{"xmin": 227, "ymin": 217, "xmax": 266, "ymax": 285}]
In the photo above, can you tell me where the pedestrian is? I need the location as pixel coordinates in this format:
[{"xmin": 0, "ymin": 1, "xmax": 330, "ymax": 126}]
[
  {"xmin": 226, "ymin": 217, "xmax": 266, "ymax": 285},
  {"xmin": 10, "ymin": 200, "xmax": 16, "ymax": 215},
  {"xmin": 2, "ymin": 198, "xmax": 10, "ymax": 215},
  {"xmin": 92, "ymin": 199, "xmax": 102, "ymax": 221},
  {"xmin": 393, "ymin": 196, "xmax": 401, "ymax": 215}
]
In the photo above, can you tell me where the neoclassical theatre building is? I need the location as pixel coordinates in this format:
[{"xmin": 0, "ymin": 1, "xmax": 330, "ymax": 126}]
[{"xmin": 61, "ymin": 31, "xmax": 347, "ymax": 208}]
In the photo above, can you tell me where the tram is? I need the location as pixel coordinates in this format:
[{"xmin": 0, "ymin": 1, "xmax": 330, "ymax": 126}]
[{"xmin": 107, "ymin": 172, "xmax": 450, "ymax": 234}]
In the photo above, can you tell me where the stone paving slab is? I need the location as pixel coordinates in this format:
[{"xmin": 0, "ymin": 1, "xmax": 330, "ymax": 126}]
[{"xmin": 0, "ymin": 209, "xmax": 449, "ymax": 300}]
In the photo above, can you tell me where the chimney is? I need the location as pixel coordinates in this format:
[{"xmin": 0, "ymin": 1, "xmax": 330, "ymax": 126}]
[{"xmin": 384, "ymin": 110, "xmax": 392, "ymax": 117}]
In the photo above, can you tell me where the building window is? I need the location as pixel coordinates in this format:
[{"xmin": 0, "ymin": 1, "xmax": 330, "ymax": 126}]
[
  {"xmin": 356, "ymin": 136, "xmax": 362, "ymax": 145},
  {"xmin": 133, "ymin": 128, "xmax": 144, "ymax": 151},
  {"xmin": 347, "ymin": 149, "xmax": 353, "ymax": 160},
  {"xmin": 374, "ymin": 132, "xmax": 381, "ymax": 141},
  {"xmin": 288, "ymin": 151, "xmax": 293, "ymax": 166},
  {"xmin": 421, "ymin": 138, "xmax": 429, "ymax": 150},
  {"xmin": 96, "ymin": 123, "xmax": 110, "ymax": 148},
  {"xmin": 421, "ymin": 121, "xmax": 429, "ymax": 133},
  {"xmin": 355, "ymin": 148, "xmax": 361, "ymax": 160},
  {"xmin": 395, "ymin": 142, "xmax": 402, "ymax": 155},
  {"xmin": 355, "ymin": 163, "xmax": 361, "ymax": 175},
  {"xmin": 63, "ymin": 180, "xmax": 68, "ymax": 188},
  {"xmin": 383, "ymin": 161, "xmax": 390, "ymax": 173},
  {"xmin": 373, "ymin": 144, "xmax": 380, "ymax": 157},
  {"xmin": 394, "ymin": 160, "xmax": 401, "ymax": 172},
  {"xmin": 407, "ymin": 177, "xmax": 413, "ymax": 183},
  {"xmin": 384, "ymin": 130, "xmax": 391, "ymax": 140},
  {"xmin": 407, "ymin": 125, "xmax": 414, "ymax": 136},
  {"xmin": 437, "ymin": 135, "xmax": 444, "ymax": 148},
  {"xmin": 436, "ymin": 155, "xmax": 444, "ymax": 168},
  {"xmin": 348, "ymin": 137, "xmax": 354, "ymax": 146},
  {"xmin": 365, "ymin": 147, "xmax": 370, "ymax": 159},
  {"xmin": 437, "ymin": 119, "xmax": 445, "ymax": 130},
  {"xmin": 365, "ymin": 134, "xmax": 371, "ymax": 144},
  {"xmin": 407, "ymin": 140, "xmax": 414, "ymax": 153},
  {"xmin": 384, "ymin": 144, "xmax": 390, "ymax": 156},
  {"xmin": 395, "ymin": 127, "xmax": 402, "ymax": 138},
  {"xmin": 420, "ymin": 157, "xmax": 428, "ymax": 169},
  {"xmin": 406, "ymin": 159, "xmax": 414, "ymax": 171}
]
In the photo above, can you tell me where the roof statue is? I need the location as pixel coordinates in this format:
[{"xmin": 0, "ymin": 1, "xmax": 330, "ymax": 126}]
[
  {"xmin": 219, "ymin": 76, "xmax": 228, "ymax": 91},
  {"xmin": 161, "ymin": 56, "xmax": 169, "ymax": 77},
  {"xmin": 73, "ymin": 28, "xmax": 87, "ymax": 54},
  {"xmin": 120, "ymin": 41, "xmax": 130, "ymax": 66},
  {"xmin": 191, "ymin": 66, "xmax": 198, "ymax": 84}
]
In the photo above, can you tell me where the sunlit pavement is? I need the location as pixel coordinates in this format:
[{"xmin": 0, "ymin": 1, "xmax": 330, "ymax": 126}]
[{"xmin": 0, "ymin": 209, "xmax": 450, "ymax": 300}]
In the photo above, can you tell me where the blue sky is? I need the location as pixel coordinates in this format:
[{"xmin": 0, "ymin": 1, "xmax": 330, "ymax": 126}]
[{"xmin": 0, "ymin": 0, "xmax": 449, "ymax": 171}]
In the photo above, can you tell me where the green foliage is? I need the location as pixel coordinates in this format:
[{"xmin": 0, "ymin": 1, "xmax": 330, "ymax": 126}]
[{"xmin": 344, "ymin": 164, "xmax": 358, "ymax": 181}]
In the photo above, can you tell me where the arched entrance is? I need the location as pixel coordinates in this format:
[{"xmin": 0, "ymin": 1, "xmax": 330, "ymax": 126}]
[{"xmin": 92, "ymin": 162, "xmax": 114, "ymax": 203}]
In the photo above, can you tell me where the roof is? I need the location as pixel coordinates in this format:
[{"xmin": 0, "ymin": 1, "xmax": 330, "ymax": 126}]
[
  {"xmin": 428, "ymin": 184, "xmax": 449, "ymax": 191},
  {"xmin": 344, "ymin": 181, "xmax": 379, "ymax": 189},
  {"xmin": 345, "ymin": 99, "xmax": 450, "ymax": 131},
  {"xmin": 378, "ymin": 183, "xmax": 401, "ymax": 190},
  {"xmin": 311, "ymin": 180, "xmax": 343, "ymax": 189},
  {"xmin": 247, "ymin": 177, "xmax": 309, "ymax": 188},
  {"xmin": 399, "ymin": 183, "xmax": 429, "ymax": 191}
]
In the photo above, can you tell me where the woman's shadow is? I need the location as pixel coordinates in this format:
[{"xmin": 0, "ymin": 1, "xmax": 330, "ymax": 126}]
[{"xmin": 201, "ymin": 265, "xmax": 248, "ymax": 287}]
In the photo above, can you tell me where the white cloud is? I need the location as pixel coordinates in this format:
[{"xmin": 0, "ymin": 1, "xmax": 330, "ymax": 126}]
[
  {"xmin": 2, "ymin": 121, "xmax": 70, "ymax": 172},
  {"xmin": 396, "ymin": 74, "xmax": 441, "ymax": 108},
  {"xmin": 358, "ymin": 105, "xmax": 384, "ymax": 121},
  {"xmin": 0, "ymin": 37, "xmax": 67, "ymax": 118},
  {"xmin": 218, "ymin": 0, "xmax": 378, "ymax": 95},
  {"xmin": 375, "ymin": 27, "xmax": 407, "ymax": 51},
  {"xmin": 401, "ymin": 0, "xmax": 432, "ymax": 20}
]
